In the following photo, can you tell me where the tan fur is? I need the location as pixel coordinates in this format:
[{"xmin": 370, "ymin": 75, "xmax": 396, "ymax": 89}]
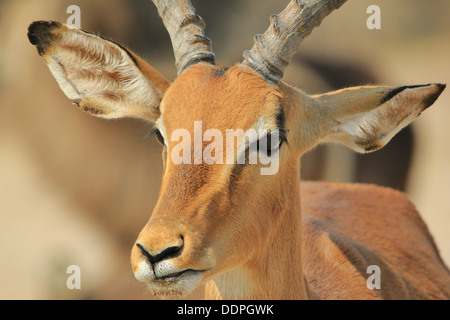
[
  {"xmin": 301, "ymin": 181, "xmax": 450, "ymax": 299},
  {"xmin": 28, "ymin": 20, "xmax": 449, "ymax": 300}
]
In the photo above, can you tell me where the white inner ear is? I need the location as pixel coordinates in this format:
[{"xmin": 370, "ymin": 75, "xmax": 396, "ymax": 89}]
[
  {"xmin": 337, "ymin": 87, "xmax": 427, "ymax": 148},
  {"xmin": 339, "ymin": 108, "xmax": 383, "ymax": 139},
  {"xmin": 47, "ymin": 56, "xmax": 80, "ymax": 100},
  {"xmin": 45, "ymin": 28, "xmax": 162, "ymax": 115}
]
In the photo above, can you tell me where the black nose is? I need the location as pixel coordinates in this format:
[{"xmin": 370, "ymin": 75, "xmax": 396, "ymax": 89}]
[{"xmin": 136, "ymin": 240, "xmax": 184, "ymax": 265}]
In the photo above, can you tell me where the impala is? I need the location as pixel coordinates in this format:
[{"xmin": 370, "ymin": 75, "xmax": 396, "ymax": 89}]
[{"xmin": 28, "ymin": 0, "xmax": 450, "ymax": 299}]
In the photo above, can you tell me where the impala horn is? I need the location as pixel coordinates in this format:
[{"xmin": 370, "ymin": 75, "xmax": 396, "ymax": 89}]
[
  {"xmin": 241, "ymin": 0, "xmax": 348, "ymax": 85},
  {"xmin": 152, "ymin": 0, "xmax": 216, "ymax": 75}
]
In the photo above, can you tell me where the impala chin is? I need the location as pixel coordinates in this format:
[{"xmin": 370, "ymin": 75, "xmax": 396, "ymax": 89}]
[
  {"xmin": 133, "ymin": 260, "xmax": 206, "ymax": 297},
  {"xmin": 146, "ymin": 271, "xmax": 205, "ymax": 298}
]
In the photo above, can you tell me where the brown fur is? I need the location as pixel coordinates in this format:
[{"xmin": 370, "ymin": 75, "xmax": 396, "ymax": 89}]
[
  {"xmin": 28, "ymin": 20, "xmax": 449, "ymax": 300},
  {"xmin": 302, "ymin": 181, "xmax": 450, "ymax": 299}
]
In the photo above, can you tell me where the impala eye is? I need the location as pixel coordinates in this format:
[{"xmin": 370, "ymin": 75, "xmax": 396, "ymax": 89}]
[
  {"xmin": 257, "ymin": 130, "xmax": 288, "ymax": 156},
  {"xmin": 147, "ymin": 128, "xmax": 165, "ymax": 146},
  {"xmin": 155, "ymin": 130, "xmax": 165, "ymax": 145}
]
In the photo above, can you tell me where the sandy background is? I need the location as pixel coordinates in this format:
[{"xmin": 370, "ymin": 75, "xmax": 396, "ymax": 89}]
[{"xmin": 0, "ymin": 0, "xmax": 449, "ymax": 299}]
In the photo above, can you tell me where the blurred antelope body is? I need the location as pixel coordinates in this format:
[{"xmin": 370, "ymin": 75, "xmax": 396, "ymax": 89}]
[{"xmin": 28, "ymin": 0, "xmax": 450, "ymax": 299}]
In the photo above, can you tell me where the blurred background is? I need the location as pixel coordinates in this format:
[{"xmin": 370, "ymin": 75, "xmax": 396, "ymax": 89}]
[{"xmin": 0, "ymin": 0, "xmax": 449, "ymax": 299}]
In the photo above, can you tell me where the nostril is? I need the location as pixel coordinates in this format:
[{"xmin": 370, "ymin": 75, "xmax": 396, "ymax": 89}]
[
  {"xmin": 156, "ymin": 243, "xmax": 183, "ymax": 262},
  {"xmin": 136, "ymin": 237, "xmax": 184, "ymax": 265}
]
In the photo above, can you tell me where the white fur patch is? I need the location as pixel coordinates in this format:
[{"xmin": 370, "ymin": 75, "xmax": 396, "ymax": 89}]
[
  {"xmin": 134, "ymin": 260, "xmax": 154, "ymax": 282},
  {"xmin": 234, "ymin": 116, "xmax": 267, "ymax": 163}
]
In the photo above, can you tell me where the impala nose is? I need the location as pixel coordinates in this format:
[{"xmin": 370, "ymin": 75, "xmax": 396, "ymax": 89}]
[
  {"xmin": 131, "ymin": 220, "xmax": 189, "ymax": 280},
  {"xmin": 136, "ymin": 238, "xmax": 184, "ymax": 264}
]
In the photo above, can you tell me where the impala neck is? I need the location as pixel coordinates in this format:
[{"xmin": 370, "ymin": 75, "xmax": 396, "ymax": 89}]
[{"xmin": 205, "ymin": 161, "xmax": 314, "ymax": 299}]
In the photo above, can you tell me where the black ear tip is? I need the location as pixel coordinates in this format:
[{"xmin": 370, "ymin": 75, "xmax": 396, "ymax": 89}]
[
  {"xmin": 27, "ymin": 21, "xmax": 62, "ymax": 55},
  {"xmin": 421, "ymin": 83, "xmax": 446, "ymax": 112},
  {"xmin": 429, "ymin": 83, "xmax": 446, "ymax": 99},
  {"xmin": 436, "ymin": 83, "xmax": 446, "ymax": 94},
  {"xmin": 27, "ymin": 20, "xmax": 60, "ymax": 39}
]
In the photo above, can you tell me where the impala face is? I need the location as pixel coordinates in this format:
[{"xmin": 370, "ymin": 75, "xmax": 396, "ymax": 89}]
[
  {"xmin": 130, "ymin": 65, "xmax": 293, "ymax": 296},
  {"xmin": 28, "ymin": 0, "xmax": 446, "ymax": 299}
]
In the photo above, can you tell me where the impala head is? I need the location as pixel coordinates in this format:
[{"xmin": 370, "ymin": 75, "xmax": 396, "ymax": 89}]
[{"xmin": 28, "ymin": 0, "xmax": 445, "ymax": 297}]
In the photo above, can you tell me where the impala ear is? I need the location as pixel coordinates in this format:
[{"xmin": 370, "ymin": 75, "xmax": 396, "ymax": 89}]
[
  {"xmin": 317, "ymin": 84, "xmax": 445, "ymax": 153},
  {"xmin": 28, "ymin": 21, "xmax": 170, "ymax": 122}
]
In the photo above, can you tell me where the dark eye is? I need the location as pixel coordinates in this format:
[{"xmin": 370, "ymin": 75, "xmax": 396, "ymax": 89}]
[
  {"xmin": 147, "ymin": 127, "xmax": 165, "ymax": 146},
  {"xmin": 155, "ymin": 130, "xmax": 165, "ymax": 145},
  {"xmin": 257, "ymin": 131, "xmax": 287, "ymax": 156}
]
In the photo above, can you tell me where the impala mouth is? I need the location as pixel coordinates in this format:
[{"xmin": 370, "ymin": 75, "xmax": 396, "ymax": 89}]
[{"xmin": 155, "ymin": 269, "xmax": 196, "ymax": 281}]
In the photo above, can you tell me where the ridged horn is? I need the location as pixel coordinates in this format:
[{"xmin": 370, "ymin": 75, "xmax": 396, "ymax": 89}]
[
  {"xmin": 241, "ymin": 0, "xmax": 348, "ymax": 85},
  {"xmin": 152, "ymin": 0, "xmax": 216, "ymax": 75}
]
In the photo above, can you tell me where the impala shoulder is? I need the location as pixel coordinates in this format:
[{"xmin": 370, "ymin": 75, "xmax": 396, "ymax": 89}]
[
  {"xmin": 300, "ymin": 181, "xmax": 417, "ymax": 213},
  {"xmin": 301, "ymin": 215, "xmax": 387, "ymax": 299},
  {"xmin": 300, "ymin": 180, "xmax": 432, "ymax": 238},
  {"xmin": 300, "ymin": 181, "xmax": 448, "ymax": 275}
]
